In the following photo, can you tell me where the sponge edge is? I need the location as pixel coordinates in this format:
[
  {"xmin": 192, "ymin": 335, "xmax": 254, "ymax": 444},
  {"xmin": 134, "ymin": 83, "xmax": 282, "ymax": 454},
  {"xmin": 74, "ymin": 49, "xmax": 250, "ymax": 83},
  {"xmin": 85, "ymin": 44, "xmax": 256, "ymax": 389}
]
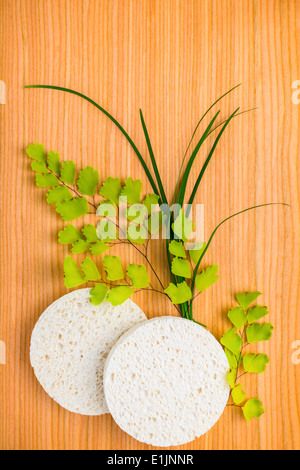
[
  {"xmin": 30, "ymin": 288, "xmax": 147, "ymax": 415},
  {"xmin": 104, "ymin": 316, "xmax": 230, "ymax": 447}
]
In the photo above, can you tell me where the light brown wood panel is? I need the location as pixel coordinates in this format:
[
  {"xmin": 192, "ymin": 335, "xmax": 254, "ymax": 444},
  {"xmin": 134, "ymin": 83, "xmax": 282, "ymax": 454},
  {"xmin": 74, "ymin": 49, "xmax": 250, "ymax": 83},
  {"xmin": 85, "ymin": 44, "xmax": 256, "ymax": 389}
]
[{"xmin": 0, "ymin": 0, "xmax": 299, "ymax": 450}]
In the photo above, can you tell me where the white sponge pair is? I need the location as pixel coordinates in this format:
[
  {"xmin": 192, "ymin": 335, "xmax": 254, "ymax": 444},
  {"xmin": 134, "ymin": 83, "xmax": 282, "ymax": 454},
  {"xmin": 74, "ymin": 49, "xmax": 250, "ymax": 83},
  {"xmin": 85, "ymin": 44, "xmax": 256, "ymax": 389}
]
[
  {"xmin": 30, "ymin": 289, "xmax": 229, "ymax": 446},
  {"xmin": 30, "ymin": 288, "xmax": 147, "ymax": 415}
]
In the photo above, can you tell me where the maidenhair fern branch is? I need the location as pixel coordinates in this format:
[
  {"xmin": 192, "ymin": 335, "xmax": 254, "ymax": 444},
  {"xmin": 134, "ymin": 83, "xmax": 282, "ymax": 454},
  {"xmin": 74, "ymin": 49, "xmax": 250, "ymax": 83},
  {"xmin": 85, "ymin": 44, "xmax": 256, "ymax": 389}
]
[{"xmin": 221, "ymin": 293, "xmax": 273, "ymax": 421}]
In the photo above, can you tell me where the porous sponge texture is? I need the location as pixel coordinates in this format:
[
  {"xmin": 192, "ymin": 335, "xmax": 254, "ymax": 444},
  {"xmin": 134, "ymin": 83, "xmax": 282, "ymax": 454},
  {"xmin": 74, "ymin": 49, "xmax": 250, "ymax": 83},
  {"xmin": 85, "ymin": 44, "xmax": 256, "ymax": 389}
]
[
  {"xmin": 30, "ymin": 288, "xmax": 147, "ymax": 415},
  {"xmin": 104, "ymin": 316, "xmax": 230, "ymax": 447}
]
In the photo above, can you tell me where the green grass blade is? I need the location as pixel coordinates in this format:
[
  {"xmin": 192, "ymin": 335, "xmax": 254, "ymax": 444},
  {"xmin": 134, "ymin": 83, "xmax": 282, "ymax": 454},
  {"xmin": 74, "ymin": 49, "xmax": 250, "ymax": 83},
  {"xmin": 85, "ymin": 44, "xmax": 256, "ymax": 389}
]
[
  {"xmin": 173, "ymin": 107, "xmax": 256, "ymax": 205},
  {"xmin": 186, "ymin": 107, "xmax": 240, "ymax": 213},
  {"xmin": 205, "ymin": 108, "xmax": 258, "ymax": 139},
  {"xmin": 171, "ymin": 108, "xmax": 234, "ymax": 312},
  {"xmin": 176, "ymin": 110, "xmax": 221, "ymax": 207},
  {"xmin": 25, "ymin": 85, "xmax": 160, "ymax": 197},
  {"xmin": 172, "ymin": 83, "xmax": 241, "ymax": 204},
  {"xmin": 189, "ymin": 202, "xmax": 289, "ymax": 317},
  {"xmin": 139, "ymin": 109, "xmax": 168, "ymax": 205}
]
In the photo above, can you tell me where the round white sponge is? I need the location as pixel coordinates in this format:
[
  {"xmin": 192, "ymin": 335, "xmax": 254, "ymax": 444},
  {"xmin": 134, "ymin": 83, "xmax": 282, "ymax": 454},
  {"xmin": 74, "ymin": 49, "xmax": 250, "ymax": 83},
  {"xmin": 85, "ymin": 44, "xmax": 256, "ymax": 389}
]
[
  {"xmin": 104, "ymin": 316, "xmax": 230, "ymax": 447},
  {"xmin": 30, "ymin": 288, "xmax": 147, "ymax": 415}
]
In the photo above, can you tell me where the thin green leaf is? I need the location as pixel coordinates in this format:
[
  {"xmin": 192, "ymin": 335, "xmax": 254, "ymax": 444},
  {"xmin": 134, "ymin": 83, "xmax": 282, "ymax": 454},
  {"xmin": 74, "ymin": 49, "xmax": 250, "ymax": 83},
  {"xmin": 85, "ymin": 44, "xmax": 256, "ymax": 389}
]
[
  {"xmin": 25, "ymin": 85, "xmax": 160, "ymax": 197},
  {"xmin": 177, "ymin": 110, "xmax": 221, "ymax": 207},
  {"xmin": 205, "ymin": 107, "xmax": 258, "ymax": 140},
  {"xmin": 187, "ymin": 107, "xmax": 240, "ymax": 211},
  {"xmin": 166, "ymin": 240, "xmax": 177, "ymax": 285},
  {"xmin": 172, "ymin": 84, "xmax": 241, "ymax": 204},
  {"xmin": 139, "ymin": 109, "xmax": 168, "ymax": 205},
  {"xmin": 189, "ymin": 203, "xmax": 289, "ymax": 316}
]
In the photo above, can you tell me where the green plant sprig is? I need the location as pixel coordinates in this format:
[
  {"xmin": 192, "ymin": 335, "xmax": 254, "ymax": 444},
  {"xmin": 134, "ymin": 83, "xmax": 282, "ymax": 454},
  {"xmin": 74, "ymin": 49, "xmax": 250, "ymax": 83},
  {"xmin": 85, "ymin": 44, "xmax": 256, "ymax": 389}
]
[
  {"xmin": 221, "ymin": 291, "xmax": 273, "ymax": 422},
  {"xmin": 25, "ymin": 85, "xmax": 289, "ymax": 423},
  {"xmin": 25, "ymin": 84, "xmax": 289, "ymax": 327}
]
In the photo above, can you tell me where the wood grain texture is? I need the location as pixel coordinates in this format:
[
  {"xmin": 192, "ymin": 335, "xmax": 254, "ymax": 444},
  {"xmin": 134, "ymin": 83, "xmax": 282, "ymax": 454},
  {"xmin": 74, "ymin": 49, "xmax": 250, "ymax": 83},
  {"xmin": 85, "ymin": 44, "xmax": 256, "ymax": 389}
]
[{"xmin": 0, "ymin": 0, "xmax": 299, "ymax": 450}]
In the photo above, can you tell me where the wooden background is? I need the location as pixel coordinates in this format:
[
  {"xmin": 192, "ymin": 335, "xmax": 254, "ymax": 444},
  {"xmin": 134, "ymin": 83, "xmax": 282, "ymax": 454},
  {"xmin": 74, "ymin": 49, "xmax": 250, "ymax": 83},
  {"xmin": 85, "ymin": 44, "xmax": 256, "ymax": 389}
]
[{"xmin": 0, "ymin": 0, "xmax": 299, "ymax": 450}]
